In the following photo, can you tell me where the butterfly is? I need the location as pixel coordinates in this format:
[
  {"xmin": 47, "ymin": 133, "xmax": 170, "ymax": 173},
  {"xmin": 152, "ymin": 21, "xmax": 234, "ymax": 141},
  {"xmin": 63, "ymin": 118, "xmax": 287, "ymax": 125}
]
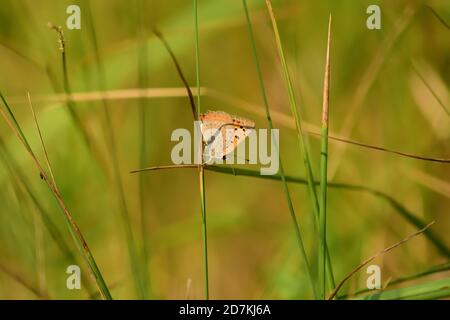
[{"xmin": 200, "ymin": 111, "xmax": 255, "ymax": 162}]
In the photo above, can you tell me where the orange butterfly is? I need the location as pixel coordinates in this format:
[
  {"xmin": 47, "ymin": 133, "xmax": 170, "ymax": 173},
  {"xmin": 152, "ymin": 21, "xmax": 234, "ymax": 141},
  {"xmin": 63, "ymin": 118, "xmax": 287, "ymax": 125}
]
[{"xmin": 200, "ymin": 111, "xmax": 255, "ymax": 162}]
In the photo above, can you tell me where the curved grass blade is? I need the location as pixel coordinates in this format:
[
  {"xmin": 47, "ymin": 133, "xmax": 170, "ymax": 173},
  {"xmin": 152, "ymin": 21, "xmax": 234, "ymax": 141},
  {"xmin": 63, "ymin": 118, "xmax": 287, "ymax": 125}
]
[
  {"xmin": 0, "ymin": 91, "xmax": 112, "ymax": 299},
  {"xmin": 152, "ymin": 6, "xmax": 209, "ymax": 297},
  {"xmin": 48, "ymin": 24, "xmax": 94, "ymax": 152},
  {"xmin": 203, "ymin": 166, "xmax": 450, "ymax": 259},
  {"xmin": 327, "ymin": 222, "xmax": 434, "ymax": 300},
  {"xmin": 131, "ymin": 163, "xmax": 450, "ymax": 260},
  {"xmin": 0, "ymin": 138, "xmax": 98, "ymax": 297}
]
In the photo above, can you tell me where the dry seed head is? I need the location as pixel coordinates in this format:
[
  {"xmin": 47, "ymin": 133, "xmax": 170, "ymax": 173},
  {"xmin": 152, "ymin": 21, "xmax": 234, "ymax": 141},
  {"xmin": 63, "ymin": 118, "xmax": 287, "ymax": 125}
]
[{"xmin": 48, "ymin": 22, "xmax": 65, "ymax": 52}]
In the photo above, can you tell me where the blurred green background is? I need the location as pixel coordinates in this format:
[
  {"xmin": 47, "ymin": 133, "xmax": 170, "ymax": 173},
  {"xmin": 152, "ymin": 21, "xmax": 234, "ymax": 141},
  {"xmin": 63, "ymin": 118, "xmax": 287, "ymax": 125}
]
[{"xmin": 0, "ymin": 0, "xmax": 449, "ymax": 299}]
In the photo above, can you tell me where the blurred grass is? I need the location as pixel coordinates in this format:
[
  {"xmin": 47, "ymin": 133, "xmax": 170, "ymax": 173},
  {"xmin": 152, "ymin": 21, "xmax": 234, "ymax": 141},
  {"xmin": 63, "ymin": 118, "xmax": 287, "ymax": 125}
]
[
  {"xmin": 265, "ymin": 0, "xmax": 336, "ymax": 294},
  {"xmin": 243, "ymin": 0, "xmax": 316, "ymax": 298},
  {"xmin": 0, "ymin": 0, "xmax": 449, "ymax": 299}
]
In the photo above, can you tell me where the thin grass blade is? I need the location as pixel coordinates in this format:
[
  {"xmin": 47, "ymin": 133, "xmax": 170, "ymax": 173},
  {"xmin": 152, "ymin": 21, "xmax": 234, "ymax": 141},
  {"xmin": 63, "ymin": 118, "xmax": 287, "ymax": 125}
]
[{"xmin": 242, "ymin": 0, "xmax": 316, "ymax": 298}]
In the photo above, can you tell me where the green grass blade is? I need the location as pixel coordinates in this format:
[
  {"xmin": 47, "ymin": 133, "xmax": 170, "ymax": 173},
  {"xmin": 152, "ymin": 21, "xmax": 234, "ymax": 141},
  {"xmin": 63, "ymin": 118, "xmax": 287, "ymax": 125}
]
[
  {"xmin": 199, "ymin": 166, "xmax": 209, "ymax": 300},
  {"xmin": 410, "ymin": 61, "xmax": 450, "ymax": 117},
  {"xmin": 133, "ymin": 164, "xmax": 450, "ymax": 260},
  {"xmin": 0, "ymin": 93, "xmax": 34, "ymax": 154},
  {"xmin": 194, "ymin": 0, "xmax": 209, "ymax": 300},
  {"xmin": 151, "ymin": 23, "xmax": 209, "ymax": 299},
  {"xmin": 264, "ymin": 0, "xmax": 335, "ymax": 290},
  {"xmin": 361, "ymin": 277, "xmax": 450, "ymax": 300},
  {"xmin": 318, "ymin": 15, "xmax": 332, "ymax": 299},
  {"xmin": 344, "ymin": 262, "xmax": 450, "ymax": 298},
  {"xmin": 388, "ymin": 262, "xmax": 450, "ymax": 286},
  {"xmin": 264, "ymin": 0, "xmax": 320, "ymax": 218},
  {"xmin": 48, "ymin": 24, "xmax": 94, "ymax": 153},
  {"xmin": 137, "ymin": 0, "xmax": 152, "ymax": 299},
  {"xmin": 242, "ymin": 0, "xmax": 316, "ymax": 298}
]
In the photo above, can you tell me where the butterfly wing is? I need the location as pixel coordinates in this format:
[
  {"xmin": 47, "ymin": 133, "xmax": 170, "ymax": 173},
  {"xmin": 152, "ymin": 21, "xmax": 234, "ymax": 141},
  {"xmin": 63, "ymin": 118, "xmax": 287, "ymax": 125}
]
[
  {"xmin": 200, "ymin": 111, "xmax": 255, "ymax": 161},
  {"xmin": 222, "ymin": 125, "xmax": 254, "ymax": 158},
  {"xmin": 200, "ymin": 116, "xmax": 226, "ymax": 160}
]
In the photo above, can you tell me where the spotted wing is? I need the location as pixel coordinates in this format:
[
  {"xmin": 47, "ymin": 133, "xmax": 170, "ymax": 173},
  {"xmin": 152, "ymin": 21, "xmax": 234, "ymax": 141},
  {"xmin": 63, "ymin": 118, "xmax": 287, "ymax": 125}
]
[{"xmin": 200, "ymin": 111, "xmax": 255, "ymax": 161}]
